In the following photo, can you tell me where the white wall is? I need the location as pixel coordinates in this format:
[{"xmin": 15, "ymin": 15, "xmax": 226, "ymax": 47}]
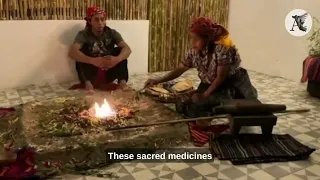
[
  {"xmin": 0, "ymin": 20, "xmax": 149, "ymax": 89},
  {"xmin": 228, "ymin": 0, "xmax": 320, "ymax": 81}
]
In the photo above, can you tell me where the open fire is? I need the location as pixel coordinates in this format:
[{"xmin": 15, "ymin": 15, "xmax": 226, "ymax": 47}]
[
  {"xmin": 93, "ymin": 99, "xmax": 117, "ymax": 119},
  {"xmin": 78, "ymin": 97, "xmax": 134, "ymax": 125},
  {"xmin": 30, "ymin": 96, "xmax": 135, "ymax": 138}
]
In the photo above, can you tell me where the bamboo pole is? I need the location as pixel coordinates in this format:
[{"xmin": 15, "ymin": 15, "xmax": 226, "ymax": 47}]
[
  {"xmin": 52, "ymin": 0, "xmax": 57, "ymax": 20},
  {"xmin": 179, "ymin": 0, "xmax": 187, "ymax": 69},
  {"xmin": 5, "ymin": 0, "xmax": 9, "ymax": 20},
  {"xmin": 12, "ymin": 0, "xmax": 16, "ymax": 20},
  {"xmin": 56, "ymin": 0, "xmax": 60, "ymax": 20},
  {"xmin": 0, "ymin": 0, "xmax": 3, "ymax": 20},
  {"xmin": 160, "ymin": 0, "xmax": 165, "ymax": 71},
  {"xmin": 35, "ymin": 0, "xmax": 39, "ymax": 20},
  {"xmin": 47, "ymin": 0, "xmax": 51, "ymax": 19},
  {"xmin": 155, "ymin": 0, "xmax": 160, "ymax": 72},
  {"xmin": 45, "ymin": 0, "xmax": 49, "ymax": 19}
]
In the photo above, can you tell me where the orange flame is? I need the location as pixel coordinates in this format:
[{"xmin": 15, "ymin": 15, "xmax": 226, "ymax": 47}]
[{"xmin": 94, "ymin": 99, "xmax": 116, "ymax": 118}]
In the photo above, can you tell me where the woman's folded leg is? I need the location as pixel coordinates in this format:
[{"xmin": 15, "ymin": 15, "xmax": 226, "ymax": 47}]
[{"xmin": 176, "ymin": 82, "xmax": 232, "ymax": 127}]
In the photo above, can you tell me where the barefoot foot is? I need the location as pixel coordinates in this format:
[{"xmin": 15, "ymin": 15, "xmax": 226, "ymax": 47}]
[
  {"xmin": 86, "ymin": 89, "xmax": 95, "ymax": 94},
  {"xmin": 85, "ymin": 81, "xmax": 95, "ymax": 94},
  {"xmin": 119, "ymin": 80, "xmax": 131, "ymax": 91}
]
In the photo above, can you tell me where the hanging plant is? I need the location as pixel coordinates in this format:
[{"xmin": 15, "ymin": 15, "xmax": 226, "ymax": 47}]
[{"xmin": 308, "ymin": 17, "xmax": 320, "ymax": 57}]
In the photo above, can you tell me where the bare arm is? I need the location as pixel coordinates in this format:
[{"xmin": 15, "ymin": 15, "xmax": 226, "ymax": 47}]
[
  {"xmin": 204, "ymin": 65, "xmax": 229, "ymax": 97},
  {"xmin": 68, "ymin": 43, "xmax": 93, "ymax": 64},
  {"xmin": 157, "ymin": 63, "xmax": 189, "ymax": 83},
  {"xmin": 116, "ymin": 41, "xmax": 131, "ymax": 61},
  {"xmin": 68, "ymin": 31, "xmax": 93, "ymax": 64},
  {"xmin": 111, "ymin": 29, "xmax": 132, "ymax": 61},
  {"xmin": 204, "ymin": 45, "xmax": 235, "ymax": 97}
]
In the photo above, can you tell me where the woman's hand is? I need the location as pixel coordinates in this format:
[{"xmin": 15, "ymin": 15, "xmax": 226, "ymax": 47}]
[
  {"xmin": 191, "ymin": 93, "xmax": 204, "ymax": 102},
  {"xmin": 191, "ymin": 92, "xmax": 210, "ymax": 102},
  {"xmin": 144, "ymin": 78, "xmax": 160, "ymax": 88}
]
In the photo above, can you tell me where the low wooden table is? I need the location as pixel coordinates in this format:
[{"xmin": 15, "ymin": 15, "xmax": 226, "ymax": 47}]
[{"xmin": 221, "ymin": 99, "xmax": 278, "ymax": 135}]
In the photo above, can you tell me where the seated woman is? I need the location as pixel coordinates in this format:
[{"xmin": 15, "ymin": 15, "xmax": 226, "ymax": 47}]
[
  {"xmin": 144, "ymin": 17, "xmax": 257, "ymax": 126},
  {"xmin": 68, "ymin": 6, "xmax": 131, "ymax": 93}
]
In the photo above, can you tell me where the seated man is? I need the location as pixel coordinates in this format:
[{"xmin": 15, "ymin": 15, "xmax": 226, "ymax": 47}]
[
  {"xmin": 144, "ymin": 17, "xmax": 258, "ymax": 126},
  {"xmin": 68, "ymin": 6, "xmax": 131, "ymax": 93}
]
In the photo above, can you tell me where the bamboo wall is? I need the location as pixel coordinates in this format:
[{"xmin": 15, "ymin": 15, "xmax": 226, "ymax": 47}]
[{"xmin": 0, "ymin": 0, "xmax": 229, "ymax": 72}]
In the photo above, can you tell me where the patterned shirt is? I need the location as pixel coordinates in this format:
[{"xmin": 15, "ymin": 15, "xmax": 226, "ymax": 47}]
[
  {"xmin": 73, "ymin": 26, "xmax": 123, "ymax": 57},
  {"xmin": 181, "ymin": 44, "xmax": 241, "ymax": 84}
]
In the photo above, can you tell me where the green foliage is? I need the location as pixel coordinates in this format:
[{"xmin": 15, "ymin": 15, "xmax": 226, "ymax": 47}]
[{"xmin": 308, "ymin": 17, "xmax": 320, "ymax": 57}]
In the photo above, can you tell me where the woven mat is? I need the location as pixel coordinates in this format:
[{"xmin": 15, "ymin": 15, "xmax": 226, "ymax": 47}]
[{"xmin": 209, "ymin": 134, "xmax": 315, "ymax": 165}]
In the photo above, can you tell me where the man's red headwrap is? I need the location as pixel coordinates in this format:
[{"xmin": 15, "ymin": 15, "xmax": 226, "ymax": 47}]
[
  {"xmin": 85, "ymin": 6, "xmax": 106, "ymax": 21},
  {"xmin": 190, "ymin": 17, "xmax": 227, "ymax": 42}
]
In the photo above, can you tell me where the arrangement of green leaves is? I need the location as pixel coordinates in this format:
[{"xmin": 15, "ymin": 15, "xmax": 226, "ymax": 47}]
[
  {"xmin": 33, "ymin": 97, "xmax": 98, "ymax": 137},
  {"xmin": 308, "ymin": 17, "xmax": 320, "ymax": 57},
  {"xmin": 32, "ymin": 97, "xmax": 136, "ymax": 138}
]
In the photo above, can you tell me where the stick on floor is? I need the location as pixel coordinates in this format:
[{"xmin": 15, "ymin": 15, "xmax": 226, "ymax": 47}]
[{"xmin": 105, "ymin": 108, "xmax": 310, "ymax": 131}]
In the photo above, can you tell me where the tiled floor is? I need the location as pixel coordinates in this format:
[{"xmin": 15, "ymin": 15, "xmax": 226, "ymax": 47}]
[{"xmin": 1, "ymin": 69, "xmax": 320, "ymax": 180}]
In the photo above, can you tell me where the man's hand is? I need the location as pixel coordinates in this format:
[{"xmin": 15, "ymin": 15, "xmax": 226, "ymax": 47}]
[
  {"xmin": 89, "ymin": 57, "xmax": 104, "ymax": 68},
  {"xmin": 101, "ymin": 56, "xmax": 120, "ymax": 69}
]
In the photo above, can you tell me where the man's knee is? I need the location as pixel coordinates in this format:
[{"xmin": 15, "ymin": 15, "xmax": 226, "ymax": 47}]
[
  {"xmin": 75, "ymin": 62, "xmax": 97, "ymax": 82},
  {"xmin": 119, "ymin": 59, "xmax": 128, "ymax": 65},
  {"xmin": 115, "ymin": 59, "xmax": 128, "ymax": 70},
  {"xmin": 111, "ymin": 47, "xmax": 128, "ymax": 68}
]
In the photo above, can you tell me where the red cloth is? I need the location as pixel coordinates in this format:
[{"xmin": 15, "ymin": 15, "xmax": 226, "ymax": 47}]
[
  {"xmin": 0, "ymin": 107, "xmax": 15, "ymax": 114},
  {"xmin": 0, "ymin": 147, "xmax": 37, "ymax": 180},
  {"xmin": 190, "ymin": 17, "xmax": 220, "ymax": 42},
  {"xmin": 69, "ymin": 69, "xmax": 120, "ymax": 91},
  {"xmin": 96, "ymin": 68, "xmax": 106, "ymax": 83},
  {"xmin": 69, "ymin": 82, "xmax": 119, "ymax": 91},
  {"xmin": 0, "ymin": 107, "xmax": 15, "ymax": 119},
  {"xmin": 1, "ymin": 107, "xmax": 38, "ymax": 179},
  {"xmin": 301, "ymin": 56, "xmax": 320, "ymax": 82},
  {"xmin": 86, "ymin": 6, "xmax": 106, "ymax": 21},
  {"xmin": 189, "ymin": 122, "xmax": 229, "ymax": 147}
]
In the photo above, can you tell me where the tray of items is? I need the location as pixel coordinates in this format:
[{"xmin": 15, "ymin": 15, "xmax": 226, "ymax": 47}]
[{"xmin": 143, "ymin": 80, "xmax": 195, "ymax": 103}]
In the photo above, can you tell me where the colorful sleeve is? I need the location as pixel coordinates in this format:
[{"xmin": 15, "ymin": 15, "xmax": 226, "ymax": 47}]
[
  {"xmin": 111, "ymin": 29, "xmax": 124, "ymax": 44},
  {"xmin": 73, "ymin": 31, "xmax": 86, "ymax": 47},
  {"xmin": 181, "ymin": 49, "xmax": 194, "ymax": 68},
  {"xmin": 215, "ymin": 45, "xmax": 234, "ymax": 66}
]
